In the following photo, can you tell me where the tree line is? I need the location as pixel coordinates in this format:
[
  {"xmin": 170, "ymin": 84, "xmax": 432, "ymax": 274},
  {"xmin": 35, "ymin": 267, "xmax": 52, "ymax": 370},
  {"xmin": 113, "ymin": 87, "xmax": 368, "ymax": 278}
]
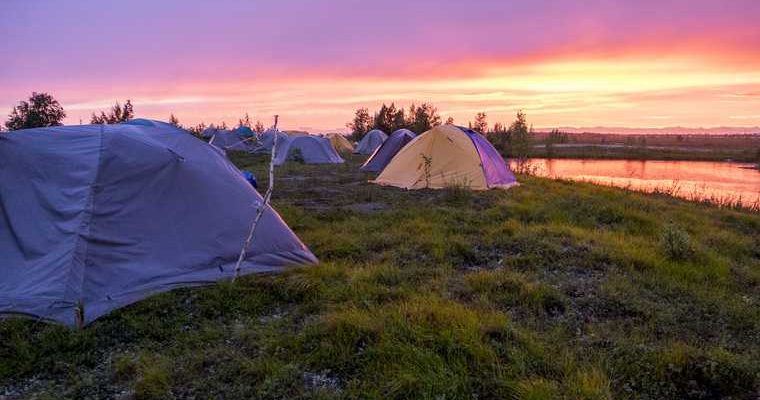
[
  {"xmin": 3, "ymin": 92, "xmax": 561, "ymax": 165},
  {"xmin": 346, "ymin": 103, "xmax": 543, "ymax": 162},
  {"xmin": 1, "ymin": 92, "xmax": 266, "ymax": 137},
  {"xmin": 346, "ymin": 103, "xmax": 444, "ymax": 141}
]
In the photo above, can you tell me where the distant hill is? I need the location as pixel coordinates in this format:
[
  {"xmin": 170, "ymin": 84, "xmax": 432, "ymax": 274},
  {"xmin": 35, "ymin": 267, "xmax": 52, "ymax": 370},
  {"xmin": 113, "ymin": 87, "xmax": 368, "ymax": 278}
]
[{"xmin": 537, "ymin": 126, "xmax": 760, "ymax": 135}]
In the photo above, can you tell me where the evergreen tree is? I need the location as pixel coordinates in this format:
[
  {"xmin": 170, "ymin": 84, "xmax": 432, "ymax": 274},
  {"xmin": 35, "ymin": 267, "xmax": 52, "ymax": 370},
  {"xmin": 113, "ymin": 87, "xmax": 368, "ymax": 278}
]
[
  {"xmin": 254, "ymin": 120, "xmax": 265, "ymax": 134},
  {"xmin": 407, "ymin": 104, "xmax": 418, "ymax": 127},
  {"xmin": 91, "ymin": 99, "xmax": 134, "ymax": 124},
  {"xmin": 409, "ymin": 103, "xmax": 441, "ymax": 134},
  {"xmin": 346, "ymin": 107, "xmax": 373, "ymax": 141},
  {"xmin": 372, "ymin": 103, "xmax": 397, "ymax": 133},
  {"xmin": 169, "ymin": 113, "xmax": 180, "ymax": 127},
  {"xmin": 392, "ymin": 106, "xmax": 407, "ymax": 132},
  {"xmin": 5, "ymin": 92, "xmax": 66, "ymax": 131},
  {"xmin": 507, "ymin": 110, "xmax": 533, "ymax": 170},
  {"xmin": 488, "ymin": 122, "xmax": 510, "ymax": 152},
  {"xmin": 471, "ymin": 112, "xmax": 488, "ymax": 134},
  {"xmin": 188, "ymin": 122, "xmax": 206, "ymax": 137},
  {"xmin": 123, "ymin": 100, "xmax": 134, "ymax": 120},
  {"xmin": 239, "ymin": 112, "xmax": 252, "ymax": 128}
]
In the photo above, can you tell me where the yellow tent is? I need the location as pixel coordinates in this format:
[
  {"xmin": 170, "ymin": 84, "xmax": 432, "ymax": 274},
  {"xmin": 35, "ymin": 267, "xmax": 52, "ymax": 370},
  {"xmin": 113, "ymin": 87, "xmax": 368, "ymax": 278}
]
[
  {"xmin": 326, "ymin": 133, "xmax": 354, "ymax": 154},
  {"xmin": 372, "ymin": 125, "xmax": 518, "ymax": 190}
]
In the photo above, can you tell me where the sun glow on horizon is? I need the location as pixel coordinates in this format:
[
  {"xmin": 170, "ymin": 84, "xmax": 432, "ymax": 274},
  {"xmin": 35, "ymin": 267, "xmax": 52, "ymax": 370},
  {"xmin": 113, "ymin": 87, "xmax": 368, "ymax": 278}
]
[{"xmin": 49, "ymin": 53, "xmax": 760, "ymax": 132}]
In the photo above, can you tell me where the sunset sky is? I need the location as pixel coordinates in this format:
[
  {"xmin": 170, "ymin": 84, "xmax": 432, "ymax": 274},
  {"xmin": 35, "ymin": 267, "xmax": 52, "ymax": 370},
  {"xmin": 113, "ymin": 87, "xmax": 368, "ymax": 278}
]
[{"xmin": 2, "ymin": 0, "xmax": 760, "ymax": 132}]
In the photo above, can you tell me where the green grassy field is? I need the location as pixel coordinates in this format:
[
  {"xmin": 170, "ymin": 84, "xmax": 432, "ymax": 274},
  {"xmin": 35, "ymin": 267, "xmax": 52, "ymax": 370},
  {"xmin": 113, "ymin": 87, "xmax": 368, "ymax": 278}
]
[{"xmin": 2, "ymin": 154, "xmax": 759, "ymax": 399}]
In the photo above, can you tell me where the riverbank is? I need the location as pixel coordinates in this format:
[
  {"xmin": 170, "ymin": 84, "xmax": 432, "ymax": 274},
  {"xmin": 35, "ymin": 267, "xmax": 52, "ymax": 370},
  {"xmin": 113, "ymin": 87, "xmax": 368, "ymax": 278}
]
[
  {"xmin": 518, "ymin": 158, "xmax": 760, "ymax": 211},
  {"xmin": 529, "ymin": 132, "xmax": 760, "ymax": 162},
  {"xmin": 2, "ymin": 155, "xmax": 759, "ymax": 399},
  {"xmin": 529, "ymin": 143, "xmax": 759, "ymax": 162}
]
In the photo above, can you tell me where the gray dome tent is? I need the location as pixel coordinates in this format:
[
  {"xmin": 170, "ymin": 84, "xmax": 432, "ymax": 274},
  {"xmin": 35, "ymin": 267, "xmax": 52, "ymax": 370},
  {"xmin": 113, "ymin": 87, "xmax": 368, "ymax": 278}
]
[
  {"xmin": 354, "ymin": 129, "xmax": 388, "ymax": 155},
  {"xmin": 253, "ymin": 129, "xmax": 291, "ymax": 154},
  {"xmin": 0, "ymin": 124, "xmax": 317, "ymax": 327},
  {"xmin": 361, "ymin": 129, "xmax": 416, "ymax": 173},
  {"xmin": 201, "ymin": 126, "xmax": 218, "ymax": 138},
  {"xmin": 123, "ymin": 118, "xmax": 185, "ymax": 132},
  {"xmin": 209, "ymin": 129, "xmax": 255, "ymax": 152},
  {"xmin": 274, "ymin": 135, "xmax": 345, "ymax": 166}
]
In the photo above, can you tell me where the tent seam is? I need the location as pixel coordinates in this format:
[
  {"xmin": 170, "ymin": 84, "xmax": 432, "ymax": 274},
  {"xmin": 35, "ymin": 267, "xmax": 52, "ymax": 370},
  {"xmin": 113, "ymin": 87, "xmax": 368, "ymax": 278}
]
[
  {"xmin": 64, "ymin": 125, "xmax": 106, "ymax": 322},
  {"xmin": 459, "ymin": 126, "xmax": 493, "ymax": 188}
]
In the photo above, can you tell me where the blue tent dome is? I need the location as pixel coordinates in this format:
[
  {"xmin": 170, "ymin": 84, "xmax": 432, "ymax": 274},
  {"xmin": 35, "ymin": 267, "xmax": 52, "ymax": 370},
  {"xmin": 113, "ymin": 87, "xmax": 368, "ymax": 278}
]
[
  {"xmin": 0, "ymin": 124, "xmax": 317, "ymax": 326},
  {"xmin": 354, "ymin": 129, "xmax": 388, "ymax": 155},
  {"xmin": 274, "ymin": 136, "xmax": 345, "ymax": 166},
  {"xmin": 209, "ymin": 129, "xmax": 254, "ymax": 152},
  {"xmin": 234, "ymin": 126, "xmax": 255, "ymax": 137},
  {"xmin": 122, "ymin": 118, "xmax": 184, "ymax": 132},
  {"xmin": 252, "ymin": 129, "xmax": 291, "ymax": 154},
  {"xmin": 361, "ymin": 129, "xmax": 416, "ymax": 173}
]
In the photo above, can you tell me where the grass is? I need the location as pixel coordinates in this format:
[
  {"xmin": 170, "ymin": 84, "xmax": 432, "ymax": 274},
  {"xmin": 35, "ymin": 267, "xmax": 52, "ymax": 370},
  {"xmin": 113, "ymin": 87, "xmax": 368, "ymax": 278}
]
[{"xmin": 1, "ymin": 153, "xmax": 759, "ymax": 399}]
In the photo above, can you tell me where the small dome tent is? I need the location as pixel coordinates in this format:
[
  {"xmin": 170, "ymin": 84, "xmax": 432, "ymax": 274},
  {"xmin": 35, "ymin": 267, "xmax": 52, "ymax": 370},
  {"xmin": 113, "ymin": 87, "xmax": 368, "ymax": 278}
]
[
  {"xmin": 360, "ymin": 129, "xmax": 416, "ymax": 173},
  {"xmin": 354, "ymin": 129, "xmax": 387, "ymax": 155},
  {"xmin": 234, "ymin": 126, "xmax": 255, "ymax": 137},
  {"xmin": 253, "ymin": 129, "xmax": 291, "ymax": 154},
  {"xmin": 210, "ymin": 129, "xmax": 254, "ymax": 152},
  {"xmin": 326, "ymin": 133, "xmax": 354, "ymax": 154},
  {"xmin": 0, "ymin": 124, "xmax": 317, "ymax": 327},
  {"xmin": 372, "ymin": 125, "xmax": 517, "ymax": 190},
  {"xmin": 274, "ymin": 136, "xmax": 345, "ymax": 166},
  {"xmin": 123, "ymin": 118, "xmax": 185, "ymax": 132},
  {"xmin": 201, "ymin": 127, "xmax": 218, "ymax": 138}
]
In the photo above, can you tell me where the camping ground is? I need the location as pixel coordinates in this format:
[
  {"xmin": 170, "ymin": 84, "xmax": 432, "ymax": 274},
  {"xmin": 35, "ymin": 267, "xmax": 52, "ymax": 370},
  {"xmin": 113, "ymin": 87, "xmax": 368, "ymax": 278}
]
[{"xmin": 1, "ymin": 154, "xmax": 759, "ymax": 400}]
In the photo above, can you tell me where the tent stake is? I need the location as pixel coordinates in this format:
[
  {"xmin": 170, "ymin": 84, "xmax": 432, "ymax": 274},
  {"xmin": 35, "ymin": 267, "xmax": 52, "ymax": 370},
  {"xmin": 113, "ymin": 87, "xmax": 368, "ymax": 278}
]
[{"xmin": 233, "ymin": 115, "xmax": 279, "ymax": 282}]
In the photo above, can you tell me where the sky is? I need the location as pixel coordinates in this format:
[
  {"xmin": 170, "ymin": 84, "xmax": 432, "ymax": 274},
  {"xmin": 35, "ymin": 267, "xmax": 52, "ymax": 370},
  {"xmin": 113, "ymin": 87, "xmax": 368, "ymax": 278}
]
[{"xmin": 2, "ymin": 0, "xmax": 760, "ymax": 132}]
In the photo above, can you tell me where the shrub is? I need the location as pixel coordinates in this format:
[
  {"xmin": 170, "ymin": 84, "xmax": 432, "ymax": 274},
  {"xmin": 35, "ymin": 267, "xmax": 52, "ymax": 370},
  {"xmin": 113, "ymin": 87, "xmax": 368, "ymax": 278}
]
[
  {"xmin": 660, "ymin": 223, "xmax": 692, "ymax": 260},
  {"xmin": 113, "ymin": 354, "xmax": 137, "ymax": 381},
  {"xmin": 289, "ymin": 148, "xmax": 305, "ymax": 163},
  {"xmin": 134, "ymin": 354, "xmax": 172, "ymax": 400}
]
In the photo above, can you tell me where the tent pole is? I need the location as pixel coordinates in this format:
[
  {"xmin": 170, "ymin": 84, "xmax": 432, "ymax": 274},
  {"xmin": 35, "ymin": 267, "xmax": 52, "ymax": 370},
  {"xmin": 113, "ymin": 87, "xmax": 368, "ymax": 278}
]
[{"xmin": 233, "ymin": 115, "xmax": 279, "ymax": 282}]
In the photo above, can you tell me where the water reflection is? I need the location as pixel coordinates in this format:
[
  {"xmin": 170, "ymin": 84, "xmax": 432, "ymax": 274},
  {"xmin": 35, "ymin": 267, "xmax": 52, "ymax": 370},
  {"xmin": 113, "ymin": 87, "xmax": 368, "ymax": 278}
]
[{"xmin": 517, "ymin": 159, "xmax": 760, "ymax": 209}]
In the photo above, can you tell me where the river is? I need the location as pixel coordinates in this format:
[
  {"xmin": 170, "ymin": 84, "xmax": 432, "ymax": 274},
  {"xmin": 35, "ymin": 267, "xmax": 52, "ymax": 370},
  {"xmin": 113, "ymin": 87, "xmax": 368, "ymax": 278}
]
[{"xmin": 516, "ymin": 159, "xmax": 760, "ymax": 209}]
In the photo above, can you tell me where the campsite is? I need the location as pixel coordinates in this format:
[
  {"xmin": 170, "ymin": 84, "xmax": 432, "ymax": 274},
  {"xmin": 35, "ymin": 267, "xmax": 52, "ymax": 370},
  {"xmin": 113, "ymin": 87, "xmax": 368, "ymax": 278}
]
[
  {"xmin": 2, "ymin": 1, "xmax": 760, "ymax": 399},
  {"xmin": 1, "ymin": 124, "xmax": 759, "ymax": 399}
]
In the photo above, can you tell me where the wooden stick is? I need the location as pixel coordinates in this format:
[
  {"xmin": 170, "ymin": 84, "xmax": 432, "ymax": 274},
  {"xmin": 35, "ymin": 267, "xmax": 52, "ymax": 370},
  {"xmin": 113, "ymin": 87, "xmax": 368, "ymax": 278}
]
[{"xmin": 233, "ymin": 115, "xmax": 279, "ymax": 282}]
